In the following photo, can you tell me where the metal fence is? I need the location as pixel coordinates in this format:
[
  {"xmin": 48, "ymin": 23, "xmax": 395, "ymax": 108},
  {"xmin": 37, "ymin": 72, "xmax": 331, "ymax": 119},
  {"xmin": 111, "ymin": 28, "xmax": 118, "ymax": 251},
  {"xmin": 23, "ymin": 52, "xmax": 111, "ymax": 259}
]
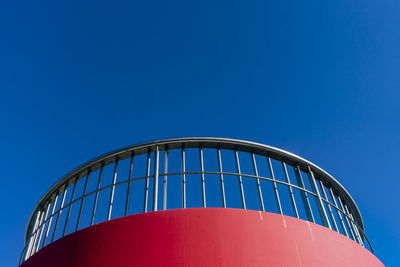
[{"xmin": 20, "ymin": 137, "xmax": 373, "ymax": 264}]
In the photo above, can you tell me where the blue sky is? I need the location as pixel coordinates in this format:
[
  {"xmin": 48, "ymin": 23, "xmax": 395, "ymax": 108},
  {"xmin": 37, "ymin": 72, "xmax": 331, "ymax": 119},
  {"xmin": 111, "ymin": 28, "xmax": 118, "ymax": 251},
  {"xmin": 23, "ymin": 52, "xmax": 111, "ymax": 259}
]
[{"xmin": 1, "ymin": 0, "xmax": 399, "ymax": 266}]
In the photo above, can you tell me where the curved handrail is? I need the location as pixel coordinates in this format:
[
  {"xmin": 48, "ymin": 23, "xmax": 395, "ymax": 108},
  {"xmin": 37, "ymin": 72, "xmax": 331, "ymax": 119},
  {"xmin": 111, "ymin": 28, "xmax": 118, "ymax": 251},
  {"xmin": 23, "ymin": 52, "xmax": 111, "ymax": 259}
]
[{"xmin": 21, "ymin": 137, "xmax": 369, "ymax": 264}]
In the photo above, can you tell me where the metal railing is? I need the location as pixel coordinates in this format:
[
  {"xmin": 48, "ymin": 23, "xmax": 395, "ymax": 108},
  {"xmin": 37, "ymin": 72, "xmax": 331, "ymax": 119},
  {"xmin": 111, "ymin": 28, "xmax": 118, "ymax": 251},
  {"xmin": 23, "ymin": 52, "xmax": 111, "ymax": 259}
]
[{"xmin": 20, "ymin": 137, "xmax": 373, "ymax": 264}]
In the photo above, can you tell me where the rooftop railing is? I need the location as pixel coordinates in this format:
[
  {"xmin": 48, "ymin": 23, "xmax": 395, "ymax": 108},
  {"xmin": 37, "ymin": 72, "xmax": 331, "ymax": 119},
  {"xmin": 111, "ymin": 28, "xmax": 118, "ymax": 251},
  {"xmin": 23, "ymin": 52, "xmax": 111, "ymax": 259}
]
[{"xmin": 20, "ymin": 137, "xmax": 373, "ymax": 265}]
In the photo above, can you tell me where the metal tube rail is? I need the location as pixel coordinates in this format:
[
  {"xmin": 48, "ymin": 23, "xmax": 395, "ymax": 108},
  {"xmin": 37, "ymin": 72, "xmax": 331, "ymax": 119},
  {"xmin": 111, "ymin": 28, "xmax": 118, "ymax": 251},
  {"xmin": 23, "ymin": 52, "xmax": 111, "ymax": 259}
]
[
  {"xmin": 319, "ymin": 180, "xmax": 338, "ymax": 232},
  {"xmin": 125, "ymin": 153, "xmax": 134, "ymax": 216},
  {"xmin": 199, "ymin": 147, "xmax": 206, "ymax": 208},
  {"xmin": 51, "ymin": 185, "xmax": 68, "ymax": 242},
  {"xmin": 217, "ymin": 148, "xmax": 227, "ymax": 208},
  {"xmin": 252, "ymin": 153, "xmax": 265, "ymax": 212},
  {"xmin": 62, "ymin": 178, "xmax": 78, "ymax": 237},
  {"xmin": 43, "ymin": 193, "xmax": 59, "ymax": 246},
  {"xmin": 20, "ymin": 137, "xmax": 371, "ymax": 264},
  {"xmin": 294, "ymin": 167, "xmax": 315, "ymax": 223},
  {"xmin": 282, "ymin": 162, "xmax": 299, "ymax": 219},
  {"xmin": 329, "ymin": 187, "xmax": 349, "ymax": 237},
  {"xmin": 235, "ymin": 150, "xmax": 246, "ymax": 209},
  {"xmin": 90, "ymin": 165, "xmax": 103, "ymax": 226},
  {"xmin": 181, "ymin": 148, "xmax": 186, "ymax": 209},
  {"xmin": 152, "ymin": 146, "xmax": 160, "ymax": 211},
  {"xmin": 307, "ymin": 167, "xmax": 331, "ymax": 229},
  {"xmin": 143, "ymin": 152, "xmax": 151, "ymax": 213},
  {"xmin": 267, "ymin": 157, "xmax": 282, "ymax": 215},
  {"xmin": 163, "ymin": 151, "xmax": 168, "ymax": 210},
  {"xmin": 76, "ymin": 172, "xmax": 90, "ymax": 231},
  {"xmin": 107, "ymin": 159, "xmax": 119, "ymax": 220},
  {"xmin": 26, "ymin": 138, "xmax": 364, "ymax": 228}
]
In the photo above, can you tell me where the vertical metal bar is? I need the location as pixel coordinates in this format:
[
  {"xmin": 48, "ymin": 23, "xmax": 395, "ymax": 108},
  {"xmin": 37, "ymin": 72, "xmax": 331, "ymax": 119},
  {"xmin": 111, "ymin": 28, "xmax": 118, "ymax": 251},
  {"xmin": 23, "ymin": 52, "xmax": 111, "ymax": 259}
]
[
  {"xmin": 344, "ymin": 204, "xmax": 360, "ymax": 242},
  {"xmin": 307, "ymin": 166, "xmax": 331, "ymax": 229},
  {"xmin": 338, "ymin": 196, "xmax": 356, "ymax": 241},
  {"xmin": 20, "ymin": 247, "xmax": 27, "ymax": 265},
  {"xmin": 35, "ymin": 202, "xmax": 51, "ymax": 252},
  {"xmin": 282, "ymin": 162, "xmax": 299, "ymax": 218},
  {"xmin": 181, "ymin": 148, "xmax": 186, "ymax": 208},
  {"xmin": 349, "ymin": 210, "xmax": 364, "ymax": 245},
  {"xmin": 27, "ymin": 211, "xmax": 42, "ymax": 257},
  {"xmin": 152, "ymin": 146, "xmax": 160, "ymax": 211},
  {"xmin": 76, "ymin": 171, "xmax": 90, "ymax": 231},
  {"xmin": 329, "ymin": 188, "xmax": 349, "ymax": 237},
  {"xmin": 33, "ymin": 210, "xmax": 46, "ymax": 254},
  {"xmin": 345, "ymin": 204, "xmax": 363, "ymax": 245},
  {"xmin": 125, "ymin": 153, "xmax": 134, "ymax": 216},
  {"xmin": 318, "ymin": 180, "xmax": 338, "ymax": 232},
  {"xmin": 163, "ymin": 151, "xmax": 168, "ymax": 210},
  {"xmin": 107, "ymin": 159, "xmax": 119, "ymax": 220},
  {"xmin": 350, "ymin": 214, "xmax": 364, "ymax": 246},
  {"xmin": 20, "ymin": 247, "xmax": 26, "ymax": 265},
  {"xmin": 251, "ymin": 153, "xmax": 265, "ymax": 212},
  {"xmin": 29, "ymin": 210, "xmax": 44, "ymax": 257},
  {"xmin": 25, "ymin": 211, "xmax": 41, "ymax": 260},
  {"xmin": 143, "ymin": 151, "xmax": 151, "ymax": 213},
  {"xmin": 90, "ymin": 164, "xmax": 104, "ymax": 226},
  {"xmin": 234, "ymin": 150, "xmax": 246, "ymax": 209},
  {"xmin": 51, "ymin": 186, "xmax": 68, "ymax": 242},
  {"xmin": 217, "ymin": 148, "xmax": 226, "ymax": 208},
  {"xmin": 294, "ymin": 166, "xmax": 315, "ymax": 223},
  {"xmin": 62, "ymin": 178, "xmax": 78, "ymax": 237},
  {"xmin": 43, "ymin": 194, "xmax": 59, "ymax": 246},
  {"xmin": 199, "ymin": 147, "xmax": 206, "ymax": 208},
  {"xmin": 267, "ymin": 157, "xmax": 282, "ymax": 214},
  {"xmin": 31, "ymin": 210, "xmax": 45, "ymax": 256}
]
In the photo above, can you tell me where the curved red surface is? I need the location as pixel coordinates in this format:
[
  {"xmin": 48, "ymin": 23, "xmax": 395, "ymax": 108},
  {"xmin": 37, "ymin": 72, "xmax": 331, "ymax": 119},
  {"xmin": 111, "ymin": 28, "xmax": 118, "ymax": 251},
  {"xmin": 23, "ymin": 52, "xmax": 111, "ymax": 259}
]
[{"xmin": 21, "ymin": 208, "xmax": 383, "ymax": 267}]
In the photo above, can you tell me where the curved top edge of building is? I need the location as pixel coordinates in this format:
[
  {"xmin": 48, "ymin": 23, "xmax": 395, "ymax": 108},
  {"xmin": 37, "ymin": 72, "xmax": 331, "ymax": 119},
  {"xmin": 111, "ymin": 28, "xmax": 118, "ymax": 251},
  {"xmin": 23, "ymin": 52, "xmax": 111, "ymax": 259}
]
[{"xmin": 25, "ymin": 137, "xmax": 363, "ymax": 241}]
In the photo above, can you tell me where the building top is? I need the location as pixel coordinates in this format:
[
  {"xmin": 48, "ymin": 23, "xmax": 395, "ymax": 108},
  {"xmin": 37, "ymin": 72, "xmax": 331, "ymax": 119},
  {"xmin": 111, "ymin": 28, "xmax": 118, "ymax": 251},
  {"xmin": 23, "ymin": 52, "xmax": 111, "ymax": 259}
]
[{"xmin": 20, "ymin": 137, "xmax": 372, "ymax": 264}]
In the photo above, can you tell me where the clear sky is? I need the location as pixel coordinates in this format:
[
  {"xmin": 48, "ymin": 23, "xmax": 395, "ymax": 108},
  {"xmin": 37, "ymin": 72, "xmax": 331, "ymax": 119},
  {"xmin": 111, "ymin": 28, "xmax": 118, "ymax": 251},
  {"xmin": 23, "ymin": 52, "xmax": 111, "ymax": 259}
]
[{"xmin": 1, "ymin": 0, "xmax": 399, "ymax": 266}]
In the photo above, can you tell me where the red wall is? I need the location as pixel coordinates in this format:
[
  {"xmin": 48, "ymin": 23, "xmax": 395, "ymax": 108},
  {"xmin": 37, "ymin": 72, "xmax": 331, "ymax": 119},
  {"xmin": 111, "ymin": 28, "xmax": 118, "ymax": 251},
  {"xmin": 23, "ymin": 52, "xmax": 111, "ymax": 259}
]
[{"xmin": 22, "ymin": 208, "xmax": 384, "ymax": 267}]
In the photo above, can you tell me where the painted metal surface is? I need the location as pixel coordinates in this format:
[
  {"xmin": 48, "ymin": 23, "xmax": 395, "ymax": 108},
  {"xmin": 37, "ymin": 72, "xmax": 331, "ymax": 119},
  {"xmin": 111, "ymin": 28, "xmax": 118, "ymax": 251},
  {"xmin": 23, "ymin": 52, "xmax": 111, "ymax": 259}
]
[
  {"xmin": 21, "ymin": 208, "xmax": 383, "ymax": 267},
  {"xmin": 20, "ymin": 137, "xmax": 372, "ymax": 263},
  {"xmin": 20, "ymin": 138, "xmax": 374, "ymax": 263}
]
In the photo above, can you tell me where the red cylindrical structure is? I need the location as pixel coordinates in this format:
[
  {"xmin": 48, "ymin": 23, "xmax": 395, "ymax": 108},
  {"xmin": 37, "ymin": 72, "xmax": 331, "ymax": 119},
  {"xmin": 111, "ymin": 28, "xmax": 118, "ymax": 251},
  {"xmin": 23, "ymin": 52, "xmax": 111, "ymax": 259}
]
[
  {"xmin": 19, "ymin": 138, "xmax": 384, "ymax": 266},
  {"xmin": 22, "ymin": 208, "xmax": 383, "ymax": 267}
]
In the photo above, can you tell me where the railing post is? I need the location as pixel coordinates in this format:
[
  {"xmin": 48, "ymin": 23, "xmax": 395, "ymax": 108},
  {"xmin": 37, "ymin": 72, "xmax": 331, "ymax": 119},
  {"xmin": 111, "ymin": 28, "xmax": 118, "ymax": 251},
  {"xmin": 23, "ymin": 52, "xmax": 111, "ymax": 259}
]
[
  {"xmin": 20, "ymin": 138, "xmax": 372, "ymax": 262},
  {"xmin": 267, "ymin": 157, "xmax": 282, "ymax": 214},
  {"xmin": 25, "ymin": 210, "xmax": 41, "ymax": 259},
  {"xmin": 282, "ymin": 162, "xmax": 299, "ymax": 218},
  {"xmin": 43, "ymin": 194, "xmax": 59, "ymax": 246},
  {"xmin": 294, "ymin": 167, "xmax": 314, "ymax": 223},
  {"xmin": 52, "ymin": 185, "xmax": 68, "ymax": 241},
  {"xmin": 152, "ymin": 146, "xmax": 160, "ymax": 211},
  {"xmin": 125, "ymin": 153, "xmax": 134, "ymax": 216},
  {"xmin": 234, "ymin": 150, "xmax": 246, "ymax": 209},
  {"xmin": 217, "ymin": 148, "xmax": 226, "ymax": 208},
  {"xmin": 107, "ymin": 159, "xmax": 119, "ymax": 220},
  {"xmin": 62, "ymin": 178, "xmax": 78, "ymax": 237},
  {"xmin": 163, "ymin": 150, "xmax": 169, "ymax": 210},
  {"xmin": 307, "ymin": 166, "xmax": 331, "ymax": 229},
  {"xmin": 199, "ymin": 147, "xmax": 207, "ymax": 208},
  {"xmin": 318, "ymin": 180, "xmax": 338, "ymax": 232},
  {"xmin": 251, "ymin": 153, "xmax": 265, "ymax": 212},
  {"xmin": 181, "ymin": 148, "xmax": 186, "ymax": 208},
  {"xmin": 144, "ymin": 151, "xmax": 151, "ymax": 213}
]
